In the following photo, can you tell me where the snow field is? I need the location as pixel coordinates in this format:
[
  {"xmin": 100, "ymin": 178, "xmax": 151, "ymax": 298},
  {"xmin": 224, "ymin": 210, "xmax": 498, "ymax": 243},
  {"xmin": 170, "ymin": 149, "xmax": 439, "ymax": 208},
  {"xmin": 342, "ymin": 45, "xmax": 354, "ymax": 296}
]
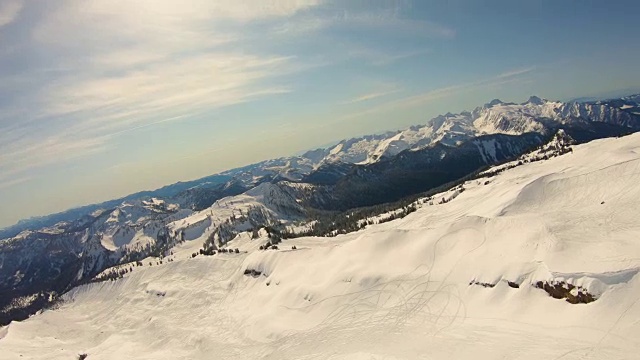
[{"xmin": 3, "ymin": 134, "xmax": 640, "ymax": 359}]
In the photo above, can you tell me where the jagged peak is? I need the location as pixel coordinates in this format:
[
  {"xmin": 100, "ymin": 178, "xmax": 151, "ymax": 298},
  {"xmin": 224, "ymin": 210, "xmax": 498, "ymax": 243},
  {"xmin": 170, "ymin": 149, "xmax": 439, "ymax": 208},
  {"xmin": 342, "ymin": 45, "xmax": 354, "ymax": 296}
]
[
  {"xmin": 244, "ymin": 181, "xmax": 286, "ymax": 198},
  {"xmin": 301, "ymin": 147, "xmax": 329, "ymax": 163},
  {"xmin": 485, "ymin": 99, "xmax": 505, "ymax": 107},
  {"xmin": 552, "ymin": 129, "xmax": 576, "ymax": 145},
  {"xmin": 525, "ymin": 95, "xmax": 546, "ymax": 105}
]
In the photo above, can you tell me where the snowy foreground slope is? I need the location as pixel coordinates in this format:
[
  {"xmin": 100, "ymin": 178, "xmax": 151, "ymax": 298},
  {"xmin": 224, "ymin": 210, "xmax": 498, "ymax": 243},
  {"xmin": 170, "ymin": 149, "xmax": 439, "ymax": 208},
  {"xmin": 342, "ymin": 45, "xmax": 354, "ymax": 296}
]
[{"xmin": 3, "ymin": 134, "xmax": 640, "ymax": 359}]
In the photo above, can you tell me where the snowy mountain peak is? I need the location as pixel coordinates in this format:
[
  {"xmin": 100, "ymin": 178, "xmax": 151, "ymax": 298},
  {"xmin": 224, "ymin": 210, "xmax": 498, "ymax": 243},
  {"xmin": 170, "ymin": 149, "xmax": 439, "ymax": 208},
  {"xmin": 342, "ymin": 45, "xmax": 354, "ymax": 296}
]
[
  {"xmin": 486, "ymin": 99, "xmax": 505, "ymax": 107},
  {"xmin": 244, "ymin": 181, "xmax": 285, "ymax": 199},
  {"xmin": 243, "ymin": 182, "xmax": 303, "ymax": 215},
  {"xmin": 295, "ymin": 94, "xmax": 639, "ymax": 168},
  {"xmin": 300, "ymin": 147, "xmax": 329, "ymax": 163},
  {"xmin": 553, "ymin": 128, "xmax": 576, "ymax": 145},
  {"xmin": 526, "ymin": 95, "xmax": 545, "ymax": 105}
]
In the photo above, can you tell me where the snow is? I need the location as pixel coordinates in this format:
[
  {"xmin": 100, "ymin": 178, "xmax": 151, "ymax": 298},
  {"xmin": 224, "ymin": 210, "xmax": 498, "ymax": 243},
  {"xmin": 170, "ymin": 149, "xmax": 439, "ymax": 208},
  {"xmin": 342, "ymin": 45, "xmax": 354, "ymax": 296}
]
[
  {"xmin": 474, "ymin": 138, "xmax": 499, "ymax": 162},
  {"xmin": 329, "ymin": 142, "xmax": 344, "ymax": 155},
  {"xmin": 317, "ymin": 97, "xmax": 637, "ymax": 167},
  {"xmin": 166, "ymin": 182, "xmax": 304, "ymax": 248},
  {"xmin": 3, "ymin": 134, "xmax": 640, "ymax": 359},
  {"xmin": 365, "ymin": 132, "xmax": 412, "ymax": 162},
  {"xmin": 325, "ymin": 136, "xmax": 392, "ymax": 164},
  {"xmin": 100, "ymin": 97, "xmax": 636, "ymax": 194},
  {"xmin": 94, "ymin": 200, "xmax": 182, "ymax": 251},
  {"xmin": 100, "ymin": 226, "xmax": 158, "ymax": 251},
  {"xmin": 219, "ymin": 157, "xmax": 316, "ymax": 187}
]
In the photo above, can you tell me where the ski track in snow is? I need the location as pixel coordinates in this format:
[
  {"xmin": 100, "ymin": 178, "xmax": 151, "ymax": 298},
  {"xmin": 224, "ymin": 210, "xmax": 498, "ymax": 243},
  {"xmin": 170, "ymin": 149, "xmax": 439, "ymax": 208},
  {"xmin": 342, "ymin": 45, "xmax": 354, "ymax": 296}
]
[{"xmin": 3, "ymin": 134, "xmax": 640, "ymax": 359}]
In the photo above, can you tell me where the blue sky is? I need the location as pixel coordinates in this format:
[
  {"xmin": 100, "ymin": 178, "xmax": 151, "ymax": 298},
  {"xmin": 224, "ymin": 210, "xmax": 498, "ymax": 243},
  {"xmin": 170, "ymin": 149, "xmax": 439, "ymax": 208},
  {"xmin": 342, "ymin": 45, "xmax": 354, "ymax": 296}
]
[{"xmin": 1, "ymin": 0, "xmax": 639, "ymax": 227}]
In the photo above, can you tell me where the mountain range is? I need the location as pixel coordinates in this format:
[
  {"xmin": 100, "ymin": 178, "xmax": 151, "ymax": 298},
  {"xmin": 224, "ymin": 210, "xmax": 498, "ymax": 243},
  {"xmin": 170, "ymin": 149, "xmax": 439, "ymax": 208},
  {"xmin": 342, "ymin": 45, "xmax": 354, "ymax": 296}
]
[
  {"xmin": 1, "ymin": 94, "xmax": 640, "ymax": 325},
  {"xmin": 5, "ymin": 94, "xmax": 639, "ymax": 237}
]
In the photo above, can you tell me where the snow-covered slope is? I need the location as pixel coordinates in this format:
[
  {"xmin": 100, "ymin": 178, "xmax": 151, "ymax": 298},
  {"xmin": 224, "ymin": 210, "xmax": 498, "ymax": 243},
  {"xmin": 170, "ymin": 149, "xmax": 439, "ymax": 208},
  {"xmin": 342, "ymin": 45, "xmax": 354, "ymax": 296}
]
[
  {"xmin": 0, "ymin": 197, "xmax": 191, "ymax": 324},
  {"xmin": 167, "ymin": 182, "xmax": 305, "ymax": 248},
  {"xmin": 3, "ymin": 133, "xmax": 640, "ymax": 359},
  {"xmin": 220, "ymin": 157, "xmax": 316, "ymax": 185},
  {"xmin": 95, "ymin": 198, "xmax": 181, "ymax": 251}
]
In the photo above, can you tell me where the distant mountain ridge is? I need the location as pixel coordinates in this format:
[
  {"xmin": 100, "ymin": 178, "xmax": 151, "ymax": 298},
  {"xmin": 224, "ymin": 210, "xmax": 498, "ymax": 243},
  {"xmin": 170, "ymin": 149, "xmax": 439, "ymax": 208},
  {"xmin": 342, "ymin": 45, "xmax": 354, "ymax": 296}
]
[
  {"xmin": 297, "ymin": 95, "xmax": 639, "ymax": 165},
  {"xmin": 3, "ymin": 94, "xmax": 639, "ymax": 239}
]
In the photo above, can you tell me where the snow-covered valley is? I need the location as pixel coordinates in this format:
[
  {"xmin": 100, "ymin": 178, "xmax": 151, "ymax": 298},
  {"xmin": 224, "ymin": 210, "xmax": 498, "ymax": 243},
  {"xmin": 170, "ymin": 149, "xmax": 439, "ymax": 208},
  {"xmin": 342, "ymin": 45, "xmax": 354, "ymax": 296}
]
[{"xmin": 2, "ymin": 133, "xmax": 640, "ymax": 359}]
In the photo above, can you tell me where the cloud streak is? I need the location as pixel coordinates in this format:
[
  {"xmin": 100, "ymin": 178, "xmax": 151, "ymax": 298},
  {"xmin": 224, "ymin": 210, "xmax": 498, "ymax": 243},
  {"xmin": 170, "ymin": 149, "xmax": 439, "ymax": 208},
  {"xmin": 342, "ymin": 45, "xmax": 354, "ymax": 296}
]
[
  {"xmin": 497, "ymin": 66, "xmax": 537, "ymax": 79},
  {"xmin": 0, "ymin": 0, "xmax": 22, "ymax": 28},
  {"xmin": 270, "ymin": 6, "xmax": 455, "ymax": 39},
  {"xmin": 335, "ymin": 66, "xmax": 537, "ymax": 122},
  {"xmin": 341, "ymin": 88, "xmax": 401, "ymax": 104},
  {"xmin": 347, "ymin": 48, "xmax": 431, "ymax": 66},
  {"xmin": 0, "ymin": 0, "xmax": 322, "ymax": 188}
]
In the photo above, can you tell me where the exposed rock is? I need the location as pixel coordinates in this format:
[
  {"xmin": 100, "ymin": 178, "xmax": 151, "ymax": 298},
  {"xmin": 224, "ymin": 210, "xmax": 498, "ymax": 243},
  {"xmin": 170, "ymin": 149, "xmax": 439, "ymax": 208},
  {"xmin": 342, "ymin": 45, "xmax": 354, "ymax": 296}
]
[{"xmin": 534, "ymin": 281, "xmax": 596, "ymax": 304}]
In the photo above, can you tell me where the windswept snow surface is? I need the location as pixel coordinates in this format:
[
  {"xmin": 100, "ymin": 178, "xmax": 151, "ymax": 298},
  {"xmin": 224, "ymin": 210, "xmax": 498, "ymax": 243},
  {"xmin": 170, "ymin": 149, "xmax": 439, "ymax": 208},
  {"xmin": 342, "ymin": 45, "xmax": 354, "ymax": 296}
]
[{"xmin": 3, "ymin": 134, "xmax": 640, "ymax": 359}]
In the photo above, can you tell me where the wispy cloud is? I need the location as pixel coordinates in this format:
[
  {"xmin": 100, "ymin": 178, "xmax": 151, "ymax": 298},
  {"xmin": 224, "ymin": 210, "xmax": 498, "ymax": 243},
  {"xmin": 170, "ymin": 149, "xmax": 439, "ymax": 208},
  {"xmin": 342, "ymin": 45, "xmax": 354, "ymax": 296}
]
[
  {"xmin": 0, "ymin": 0, "xmax": 458, "ymax": 212},
  {"xmin": 270, "ymin": 6, "xmax": 455, "ymax": 39},
  {"xmin": 333, "ymin": 9, "xmax": 456, "ymax": 39},
  {"xmin": 0, "ymin": 135, "xmax": 107, "ymax": 190},
  {"xmin": 497, "ymin": 66, "xmax": 537, "ymax": 79},
  {"xmin": 335, "ymin": 66, "xmax": 537, "ymax": 122},
  {"xmin": 341, "ymin": 88, "xmax": 402, "ymax": 104},
  {"xmin": 0, "ymin": 0, "xmax": 22, "ymax": 28},
  {"xmin": 0, "ymin": 176, "xmax": 31, "ymax": 190},
  {"xmin": 347, "ymin": 48, "xmax": 430, "ymax": 66},
  {"xmin": 0, "ymin": 0, "xmax": 321, "ymax": 188},
  {"xmin": 392, "ymin": 68, "xmax": 537, "ymax": 108}
]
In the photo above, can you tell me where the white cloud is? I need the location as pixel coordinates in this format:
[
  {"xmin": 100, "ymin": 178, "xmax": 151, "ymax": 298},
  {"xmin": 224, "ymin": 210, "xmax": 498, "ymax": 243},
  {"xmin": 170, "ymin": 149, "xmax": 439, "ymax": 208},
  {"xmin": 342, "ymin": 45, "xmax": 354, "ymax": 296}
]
[
  {"xmin": 0, "ymin": 0, "xmax": 22, "ymax": 28},
  {"xmin": 0, "ymin": 175, "xmax": 31, "ymax": 190},
  {"xmin": 269, "ymin": 5, "xmax": 455, "ymax": 40},
  {"xmin": 335, "ymin": 66, "xmax": 537, "ymax": 122},
  {"xmin": 395, "ymin": 67, "xmax": 538, "ymax": 107},
  {"xmin": 337, "ymin": 13, "xmax": 456, "ymax": 38},
  {"xmin": 33, "ymin": 0, "xmax": 320, "ymax": 44},
  {"xmin": 0, "ymin": 0, "xmax": 322, "ymax": 187},
  {"xmin": 347, "ymin": 47, "xmax": 430, "ymax": 66},
  {"xmin": 41, "ymin": 54, "xmax": 293, "ymax": 122},
  {"xmin": 497, "ymin": 66, "xmax": 536, "ymax": 79},
  {"xmin": 341, "ymin": 88, "xmax": 401, "ymax": 104},
  {"xmin": 0, "ymin": 136, "xmax": 107, "ymax": 189}
]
